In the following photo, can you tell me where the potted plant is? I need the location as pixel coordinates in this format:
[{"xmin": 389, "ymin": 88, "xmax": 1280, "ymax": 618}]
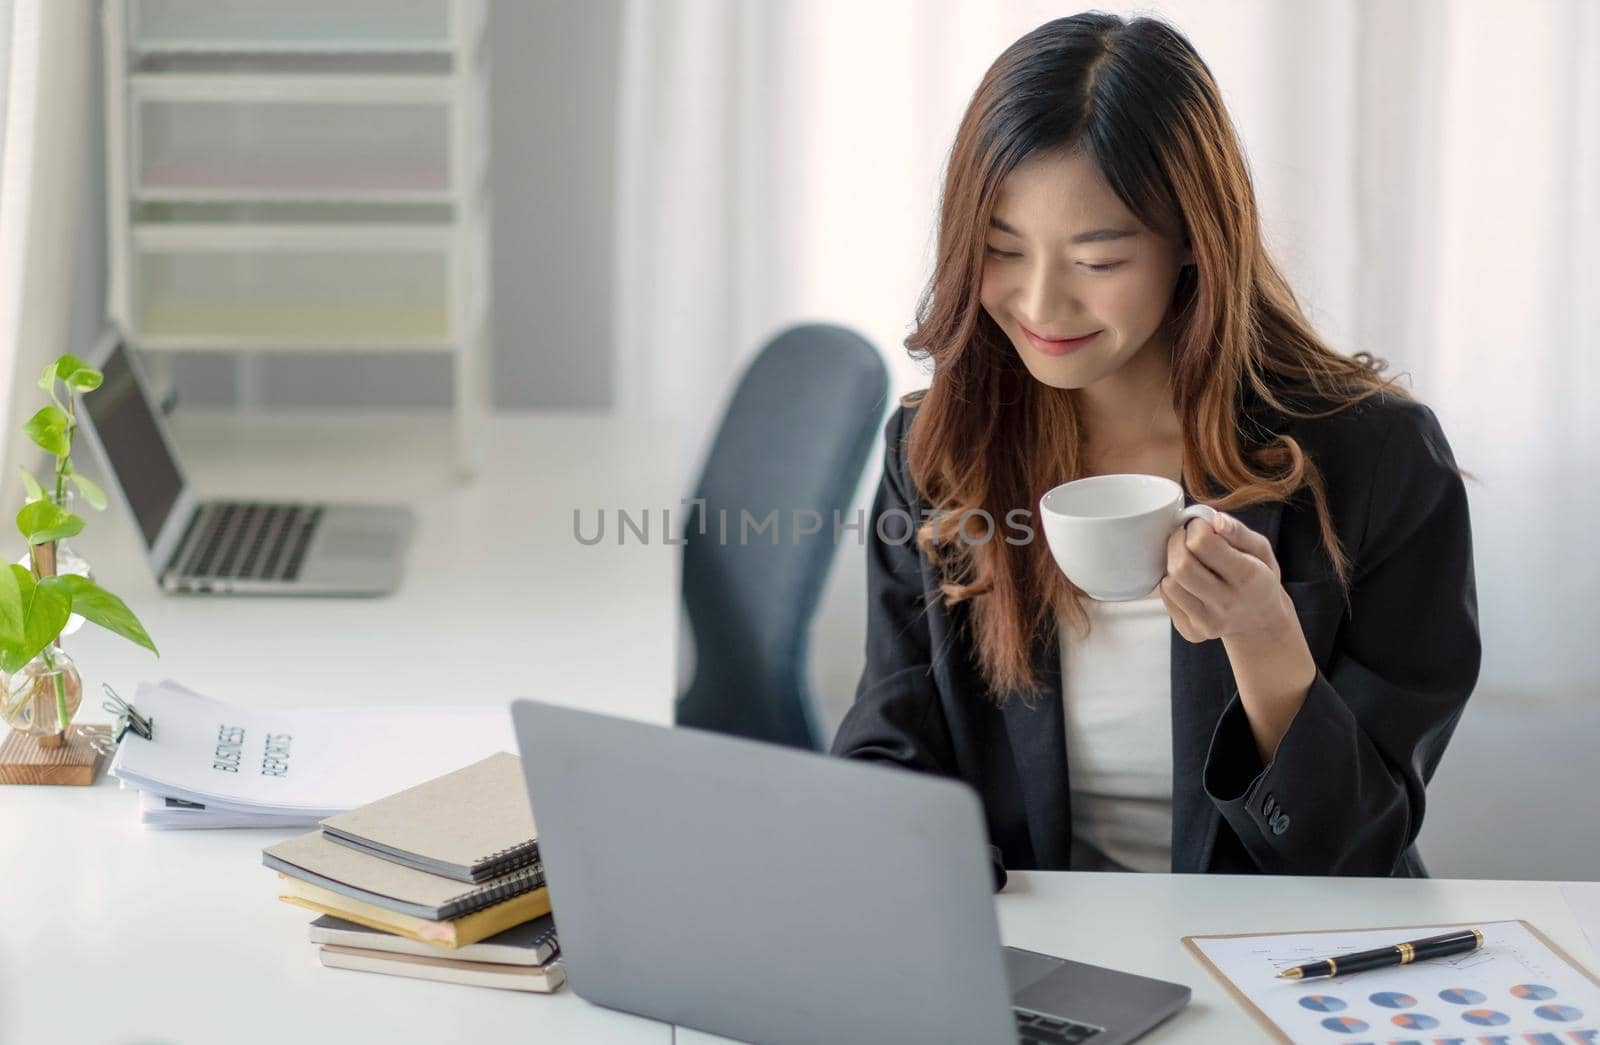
[{"xmin": 0, "ymin": 354, "xmax": 157, "ymax": 748}]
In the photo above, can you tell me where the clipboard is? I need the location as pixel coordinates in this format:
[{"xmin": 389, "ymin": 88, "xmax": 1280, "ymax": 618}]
[{"xmin": 1183, "ymin": 919, "xmax": 1600, "ymax": 1043}]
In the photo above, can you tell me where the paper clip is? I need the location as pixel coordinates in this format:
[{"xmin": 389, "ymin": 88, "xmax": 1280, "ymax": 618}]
[{"xmin": 101, "ymin": 684, "xmax": 154, "ymax": 744}]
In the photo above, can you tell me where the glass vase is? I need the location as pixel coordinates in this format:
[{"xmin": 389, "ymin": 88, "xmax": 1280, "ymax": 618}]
[
  {"xmin": 52, "ymin": 489, "xmax": 92, "ymax": 580},
  {"xmin": 0, "ymin": 645, "xmax": 83, "ymax": 740},
  {"xmin": 12, "ymin": 492, "xmax": 92, "ymax": 636},
  {"xmin": 10, "ymin": 512, "xmax": 91, "ymax": 636}
]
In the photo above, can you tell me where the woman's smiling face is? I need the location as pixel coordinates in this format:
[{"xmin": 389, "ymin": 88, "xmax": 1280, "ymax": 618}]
[{"xmin": 980, "ymin": 148, "xmax": 1192, "ymax": 390}]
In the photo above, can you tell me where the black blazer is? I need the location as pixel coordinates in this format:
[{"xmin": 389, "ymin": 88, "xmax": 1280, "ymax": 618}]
[{"xmin": 831, "ymin": 389, "xmax": 1480, "ymax": 886}]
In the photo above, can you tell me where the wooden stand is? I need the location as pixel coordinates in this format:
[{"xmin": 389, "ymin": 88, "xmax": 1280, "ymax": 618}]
[{"xmin": 0, "ymin": 725, "xmax": 112, "ymax": 786}]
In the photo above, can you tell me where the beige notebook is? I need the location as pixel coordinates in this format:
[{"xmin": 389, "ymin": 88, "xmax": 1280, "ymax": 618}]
[
  {"xmin": 319, "ymin": 751, "xmax": 538, "ymax": 883},
  {"xmin": 309, "ymin": 912, "xmax": 558, "ymax": 966},
  {"xmin": 319, "ymin": 945, "xmax": 566, "ymax": 993},
  {"xmin": 264, "ymin": 827, "xmax": 543, "ymax": 922},
  {"xmin": 277, "ymin": 874, "xmax": 550, "ymax": 949}
]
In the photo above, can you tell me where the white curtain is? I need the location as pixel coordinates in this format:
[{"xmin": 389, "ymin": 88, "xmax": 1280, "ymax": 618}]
[
  {"xmin": 0, "ymin": 0, "xmax": 90, "ymax": 510},
  {"xmin": 614, "ymin": 0, "xmax": 1600, "ymax": 726}
]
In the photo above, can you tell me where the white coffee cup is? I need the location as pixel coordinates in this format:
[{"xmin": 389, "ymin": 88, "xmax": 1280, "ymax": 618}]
[{"xmin": 1038, "ymin": 474, "xmax": 1218, "ymax": 601}]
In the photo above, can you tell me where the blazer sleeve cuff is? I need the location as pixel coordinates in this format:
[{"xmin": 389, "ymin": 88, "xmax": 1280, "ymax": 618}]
[{"xmin": 1201, "ymin": 669, "xmax": 1359, "ymax": 864}]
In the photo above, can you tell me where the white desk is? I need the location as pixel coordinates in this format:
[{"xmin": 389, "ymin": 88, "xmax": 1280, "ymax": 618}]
[
  {"xmin": 24, "ymin": 410, "xmax": 683, "ymax": 719},
  {"xmin": 5, "ymin": 413, "xmax": 1597, "ymax": 1044},
  {"xmin": 0, "ymin": 411, "xmax": 684, "ymax": 1045},
  {"xmin": 679, "ymin": 873, "xmax": 1600, "ymax": 1044}
]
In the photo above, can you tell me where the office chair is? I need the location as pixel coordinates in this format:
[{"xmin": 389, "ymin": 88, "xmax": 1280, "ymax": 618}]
[{"xmin": 676, "ymin": 323, "xmax": 890, "ymax": 750}]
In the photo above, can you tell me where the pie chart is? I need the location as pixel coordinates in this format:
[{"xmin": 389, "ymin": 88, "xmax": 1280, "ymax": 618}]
[
  {"xmin": 1533, "ymin": 1003, "xmax": 1582, "ymax": 1021},
  {"xmin": 1460, "ymin": 1008, "xmax": 1510, "ymax": 1026},
  {"xmin": 1511, "ymin": 983, "xmax": 1558, "ymax": 1000},
  {"xmin": 1438, "ymin": 987, "xmax": 1487, "ymax": 1005},
  {"xmin": 1368, "ymin": 991, "xmax": 1417, "ymax": 1008},
  {"xmin": 1389, "ymin": 1012, "xmax": 1439, "ymax": 1030},
  {"xmin": 1318, "ymin": 1016, "xmax": 1367, "ymax": 1033},
  {"xmin": 1298, "ymin": 995, "xmax": 1346, "ymax": 1012}
]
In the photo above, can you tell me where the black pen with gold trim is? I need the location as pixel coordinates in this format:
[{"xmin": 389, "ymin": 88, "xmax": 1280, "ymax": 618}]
[{"xmin": 1277, "ymin": 928, "xmax": 1484, "ymax": 980}]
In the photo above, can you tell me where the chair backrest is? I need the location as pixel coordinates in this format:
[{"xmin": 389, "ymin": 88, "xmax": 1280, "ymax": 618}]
[{"xmin": 676, "ymin": 323, "xmax": 889, "ymax": 749}]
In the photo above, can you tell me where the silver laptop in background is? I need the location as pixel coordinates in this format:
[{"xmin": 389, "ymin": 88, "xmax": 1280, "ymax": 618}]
[
  {"xmin": 77, "ymin": 330, "xmax": 414, "ymax": 596},
  {"xmin": 511, "ymin": 699, "xmax": 1191, "ymax": 1045}
]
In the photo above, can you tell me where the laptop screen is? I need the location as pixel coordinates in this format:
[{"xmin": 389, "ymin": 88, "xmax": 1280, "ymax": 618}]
[{"xmin": 83, "ymin": 342, "xmax": 185, "ymax": 548}]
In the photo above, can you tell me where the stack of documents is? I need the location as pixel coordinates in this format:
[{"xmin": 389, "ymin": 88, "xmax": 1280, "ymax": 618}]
[
  {"xmin": 263, "ymin": 753, "xmax": 564, "ymax": 992},
  {"xmin": 108, "ymin": 680, "xmax": 517, "ymax": 828}
]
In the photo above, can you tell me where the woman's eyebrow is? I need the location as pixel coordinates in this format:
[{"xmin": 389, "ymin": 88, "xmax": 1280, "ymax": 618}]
[{"xmin": 989, "ymin": 216, "xmax": 1138, "ymax": 244}]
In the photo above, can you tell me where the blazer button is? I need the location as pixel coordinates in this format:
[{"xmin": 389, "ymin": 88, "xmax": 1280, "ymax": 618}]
[{"xmin": 1271, "ymin": 813, "xmax": 1291, "ymax": 835}]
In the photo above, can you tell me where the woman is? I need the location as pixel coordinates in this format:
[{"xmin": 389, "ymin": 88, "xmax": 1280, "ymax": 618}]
[{"xmin": 831, "ymin": 13, "xmax": 1479, "ymax": 886}]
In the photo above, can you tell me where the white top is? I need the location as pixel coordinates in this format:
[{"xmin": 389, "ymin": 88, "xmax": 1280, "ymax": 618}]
[{"xmin": 1058, "ymin": 591, "xmax": 1174, "ymax": 873}]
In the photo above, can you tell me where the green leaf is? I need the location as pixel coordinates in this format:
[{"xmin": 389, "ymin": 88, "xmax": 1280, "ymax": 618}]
[
  {"xmin": 54, "ymin": 355, "xmax": 101, "ymax": 392},
  {"xmin": 16, "ymin": 501, "xmax": 83, "ymax": 545},
  {"xmin": 23, "ymin": 405, "xmax": 70, "ymax": 457},
  {"xmin": 18, "ymin": 466, "xmax": 45, "ymax": 504},
  {"xmin": 0, "ymin": 560, "xmax": 23, "ymax": 645},
  {"xmin": 67, "ymin": 472, "xmax": 107, "ymax": 511},
  {"xmin": 0, "ymin": 565, "xmax": 71, "ymax": 674},
  {"xmin": 36, "ymin": 361, "xmax": 63, "ymax": 410},
  {"xmin": 48, "ymin": 575, "xmax": 157, "ymax": 656}
]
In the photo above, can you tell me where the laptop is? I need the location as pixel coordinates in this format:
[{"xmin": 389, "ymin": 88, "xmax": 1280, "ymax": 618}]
[
  {"xmin": 510, "ymin": 699, "xmax": 1191, "ymax": 1045},
  {"xmin": 76, "ymin": 330, "xmax": 414, "ymax": 596}
]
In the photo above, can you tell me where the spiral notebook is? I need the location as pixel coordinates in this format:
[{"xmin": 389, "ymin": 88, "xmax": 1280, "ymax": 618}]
[
  {"xmin": 318, "ymin": 944, "xmax": 566, "ymax": 993},
  {"xmin": 319, "ymin": 752, "xmax": 538, "ymax": 883},
  {"xmin": 276, "ymin": 873, "xmax": 549, "ymax": 949},
  {"xmin": 264, "ymin": 828, "xmax": 544, "ymax": 921},
  {"xmin": 309, "ymin": 912, "xmax": 559, "ymax": 967}
]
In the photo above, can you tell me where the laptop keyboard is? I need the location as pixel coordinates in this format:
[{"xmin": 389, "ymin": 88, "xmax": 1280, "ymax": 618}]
[
  {"xmin": 1014, "ymin": 1007, "xmax": 1103, "ymax": 1044},
  {"xmin": 175, "ymin": 502, "xmax": 324, "ymax": 583}
]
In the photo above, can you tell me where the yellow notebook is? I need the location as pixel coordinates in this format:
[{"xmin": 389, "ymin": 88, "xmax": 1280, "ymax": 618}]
[{"xmin": 278, "ymin": 873, "xmax": 551, "ymax": 949}]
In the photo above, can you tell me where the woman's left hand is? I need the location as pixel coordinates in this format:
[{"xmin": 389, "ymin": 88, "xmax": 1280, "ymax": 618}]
[{"xmin": 1158, "ymin": 511, "xmax": 1294, "ymax": 644}]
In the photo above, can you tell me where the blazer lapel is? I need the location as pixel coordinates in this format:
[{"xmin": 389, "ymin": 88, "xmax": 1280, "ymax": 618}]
[{"xmin": 1169, "ymin": 492, "xmax": 1283, "ymax": 873}]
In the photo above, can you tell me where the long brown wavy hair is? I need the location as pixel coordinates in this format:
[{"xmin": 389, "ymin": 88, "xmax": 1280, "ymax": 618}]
[{"xmin": 905, "ymin": 12, "xmax": 1409, "ymax": 701}]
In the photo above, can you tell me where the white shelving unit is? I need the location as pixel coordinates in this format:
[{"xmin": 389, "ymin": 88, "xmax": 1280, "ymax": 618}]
[{"xmin": 102, "ymin": 0, "xmax": 491, "ymax": 473}]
